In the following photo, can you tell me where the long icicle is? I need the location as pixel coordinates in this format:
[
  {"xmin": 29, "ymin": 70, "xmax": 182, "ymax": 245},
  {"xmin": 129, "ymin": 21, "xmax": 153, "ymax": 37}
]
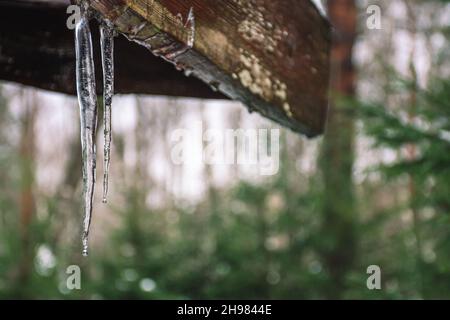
[
  {"xmin": 100, "ymin": 21, "xmax": 115, "ymax": 204},
  {"xmin": 75, "ymin": 5, "xmax": 98, "ymax": 257}
]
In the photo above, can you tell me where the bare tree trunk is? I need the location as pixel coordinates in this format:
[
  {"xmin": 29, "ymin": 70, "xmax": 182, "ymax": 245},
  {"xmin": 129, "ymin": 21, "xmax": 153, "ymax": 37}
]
[
  {"xmin": 319, "ymin": 0, "xmax": 357, "ymax": 299},
  {"xmin": 404, "ymin": 0, "xmax": 425, "ymax": 298},
  {"xmin": 17, "ymin": 90, "xmax": 37, "ymax": 295}
]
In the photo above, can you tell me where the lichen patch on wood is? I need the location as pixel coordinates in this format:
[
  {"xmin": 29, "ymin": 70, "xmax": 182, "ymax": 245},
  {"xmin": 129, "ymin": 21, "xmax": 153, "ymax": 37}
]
[
  {"xmin": 234, "ymin": 0, "xmax": 288, "ymax": 56},
  {"xmin": 236, "ymin": 48, "xmax": 292, "ymax": 119}
]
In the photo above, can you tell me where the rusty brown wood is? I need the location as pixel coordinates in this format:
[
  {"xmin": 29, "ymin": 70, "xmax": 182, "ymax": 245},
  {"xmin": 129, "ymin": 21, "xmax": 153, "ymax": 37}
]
[{"xmin": 91, "ymin": 0, "xmax": 331, "ymax": 136}]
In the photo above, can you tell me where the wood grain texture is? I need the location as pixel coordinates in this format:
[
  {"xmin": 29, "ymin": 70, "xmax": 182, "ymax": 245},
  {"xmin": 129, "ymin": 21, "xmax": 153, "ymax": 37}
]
[{"xmin": 91, "ymin": 0, "xmax": 331, "ymax": 136}]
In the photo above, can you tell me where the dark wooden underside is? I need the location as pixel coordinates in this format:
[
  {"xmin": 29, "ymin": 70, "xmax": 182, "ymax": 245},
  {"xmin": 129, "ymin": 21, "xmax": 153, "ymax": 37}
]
[{"xmin": 0, "ymin": 0, "xmax": 224, "ymax": 98}]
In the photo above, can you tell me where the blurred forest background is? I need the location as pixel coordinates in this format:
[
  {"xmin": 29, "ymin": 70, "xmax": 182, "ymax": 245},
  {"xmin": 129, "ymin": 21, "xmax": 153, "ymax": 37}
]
[{"xmin": 0, "ymin": 0, "xmax": 449, "ymax": 299}]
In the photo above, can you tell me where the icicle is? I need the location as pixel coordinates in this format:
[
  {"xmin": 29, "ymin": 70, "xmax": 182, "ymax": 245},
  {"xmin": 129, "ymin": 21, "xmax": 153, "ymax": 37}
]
[
  {"xmin": 100, "ymin": 21, "xmax": 115, "ymax": 204},
  {"xmin": 186, "ymin": 7, "xmax": 195, "ymax": 48},
  {"xmin": 75, "ymin": 5, "xmax": 98, "ymax": 257},
  {"xmin": 154, "ymin": 7, "xmax": 195, "ymax": 62}
]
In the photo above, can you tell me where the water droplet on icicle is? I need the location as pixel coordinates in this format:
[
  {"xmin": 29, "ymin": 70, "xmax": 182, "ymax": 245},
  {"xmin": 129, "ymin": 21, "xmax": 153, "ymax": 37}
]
[
  {"xmin": 75, "ymin": 4, "xmax": 98, "ymax": 257},
  {"xmin": 184, "ymin": 68, "xmax": 193, "ymax": 77},
  {"xmin": 209, "ymin": 81, "xmax": 220, "ymax": 92},
  {"xmin": 100, "ymin": 20, "xmax": 115, "ymax": 204}
]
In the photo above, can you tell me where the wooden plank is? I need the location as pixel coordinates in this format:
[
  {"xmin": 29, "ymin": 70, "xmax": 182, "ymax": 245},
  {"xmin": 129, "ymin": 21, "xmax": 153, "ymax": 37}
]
[
  {"xmin": 91, "ymin": 0, "xmax": 331, "ymax": 136},
  {"xmin": 0, "ymin": 0, "xmax": 224, "ymax": 99}
]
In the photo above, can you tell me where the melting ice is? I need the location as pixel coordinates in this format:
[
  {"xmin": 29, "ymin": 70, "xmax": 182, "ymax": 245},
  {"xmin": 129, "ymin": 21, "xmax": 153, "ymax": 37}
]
[
  {"xmin": 100, "ymin": 21, "xmax": 115, "ymax": 204},
  {"xmin": 74, "ymin": 3, "xmax": 196, "ymax": 256},
  {"xmin": 185, "ymin": 7, "xmax": 195, "ymax": 48},
  {"xmin": 75, "ymin": 9, "xmax": 98, "ymax": 257},
  {"xmin": 75, "ymin": 3, "xmax": 115, "ymax": 256}
]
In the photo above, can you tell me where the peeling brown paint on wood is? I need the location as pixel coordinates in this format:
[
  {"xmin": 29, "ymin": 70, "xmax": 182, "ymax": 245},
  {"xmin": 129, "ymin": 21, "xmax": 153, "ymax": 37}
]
[{"xmin": 91, "ymin": 0, "xmax": 331, "ymax": 136}]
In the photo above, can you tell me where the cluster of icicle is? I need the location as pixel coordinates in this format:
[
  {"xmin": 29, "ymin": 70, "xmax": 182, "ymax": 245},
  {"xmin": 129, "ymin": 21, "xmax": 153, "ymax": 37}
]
[
  {"xmin": 75, "ymin": 1, "xmax": 115, "ymax": 256},
  {"xmin": 74, "ymin": 1, "xmax": 196, "ymax": 256}
]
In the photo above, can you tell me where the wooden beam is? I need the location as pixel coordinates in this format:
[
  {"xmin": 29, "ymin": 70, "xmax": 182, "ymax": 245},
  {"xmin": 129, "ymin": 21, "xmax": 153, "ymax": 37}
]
[
  {"xmin": 0, "ymin": 0, "xmax": 330, "ymax": 136},
  {"xmin": 0, "ymin": 0, "xmax": 224, "ymax": 99},
  {"xmin": 91, "ymin": 0, "xmax": 331, "ymax": 136}
]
